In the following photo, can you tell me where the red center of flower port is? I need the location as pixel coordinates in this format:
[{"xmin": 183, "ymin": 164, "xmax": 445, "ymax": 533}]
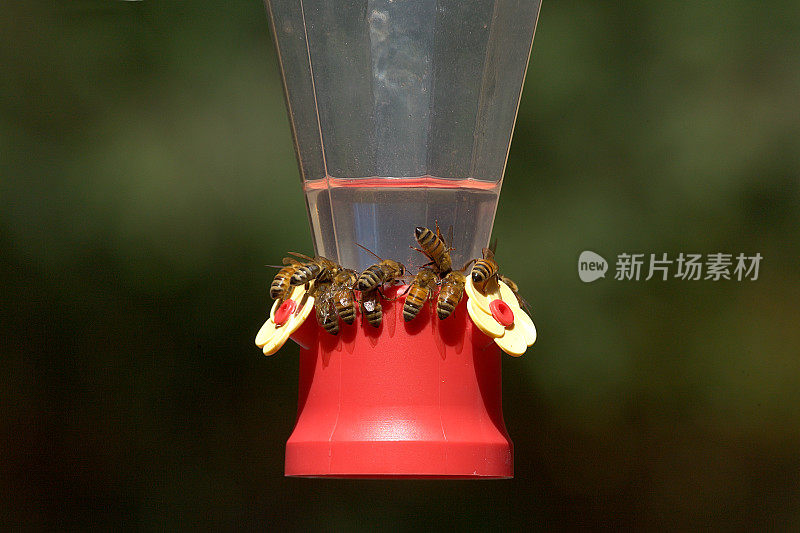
[
  {"xmin": 274, "ymin": 299, "xmax": 297, "ymax": 326},
  {"xmin": 489, "ymin": 299, "xmax": 515, "ymax": 327}
]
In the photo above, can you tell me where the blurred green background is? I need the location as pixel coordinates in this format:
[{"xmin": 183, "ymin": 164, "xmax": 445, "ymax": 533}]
[{"xmin": 2, "ymin": 0, "xmax": 799, "ymax": 529}]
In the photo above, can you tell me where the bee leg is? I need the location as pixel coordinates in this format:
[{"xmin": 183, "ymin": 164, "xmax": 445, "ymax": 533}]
[
  {"xmin": 406, "ymin": 261, "xmax": 430, "ymax": 272},
  {"xmin": 409, "ymin": 245, "xmax": 429, "ymax": 257},
  {"xmin": 297, "ymin": 292, "xmax": 309, "ymax": 314},
  {"xmin": 378, "ymin": 287, "xmax": 398, "ymax": 302}
]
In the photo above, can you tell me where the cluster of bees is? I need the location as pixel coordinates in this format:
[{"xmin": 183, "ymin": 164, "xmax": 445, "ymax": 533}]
[{"xmin": 269, "ymin": 224, "xmax": 522, "ymax": 335}]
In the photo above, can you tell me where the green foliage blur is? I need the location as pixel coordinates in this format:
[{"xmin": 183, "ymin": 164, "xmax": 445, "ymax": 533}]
[{"xmin": 2, "ymin": 1, "xmax": 799, "ymax": 529}]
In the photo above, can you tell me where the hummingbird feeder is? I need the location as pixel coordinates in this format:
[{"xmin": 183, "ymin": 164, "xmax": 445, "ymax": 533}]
[{"xmin": 258, "ymin": 0, "xmax": 542, "ymax": 478}]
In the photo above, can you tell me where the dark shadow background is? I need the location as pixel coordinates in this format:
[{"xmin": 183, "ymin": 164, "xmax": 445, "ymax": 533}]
[{"xmin": 2, "ymin": 1, "xmax": 799, "ymax": 529}]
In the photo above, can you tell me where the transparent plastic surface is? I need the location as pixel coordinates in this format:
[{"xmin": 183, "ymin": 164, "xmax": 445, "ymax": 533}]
[
  {"xmin": 306, "ymin": 177, "xmax": 500, "ymax": 272},
  {"xmin": 266, "ymin": 0, "xmax": 541, "ymax": 270}
]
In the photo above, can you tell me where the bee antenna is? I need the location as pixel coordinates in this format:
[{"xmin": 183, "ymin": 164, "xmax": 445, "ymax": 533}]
[
  {"xmin": 355, "ymin": 242, "xmax": 383, "ymax": 261},
  {"xmin": 288, "ymin": 251, "xmax": 314, "ymax": 261}
]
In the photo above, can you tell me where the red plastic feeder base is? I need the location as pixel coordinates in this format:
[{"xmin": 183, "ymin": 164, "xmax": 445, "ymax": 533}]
[{"xmin": 286, "ymin": 286, "xmax": 513, "ymax": 479}]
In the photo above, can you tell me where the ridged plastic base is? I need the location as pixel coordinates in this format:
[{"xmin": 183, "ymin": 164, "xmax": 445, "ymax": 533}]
[{"xmin": 285, "ymin": 286, "xmax": 513, "ymax": 479}]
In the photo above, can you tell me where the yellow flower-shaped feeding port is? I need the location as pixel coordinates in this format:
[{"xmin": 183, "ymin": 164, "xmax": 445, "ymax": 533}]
[
  {"xmin": 255, "ymin": 283, "xmax": 315, "ymax": 356},
  {"xmin": 464, "ymin": 277, "xmax": 536, "ymax": 357}
]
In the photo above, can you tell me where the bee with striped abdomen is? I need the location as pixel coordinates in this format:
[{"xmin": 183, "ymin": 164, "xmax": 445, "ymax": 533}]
[
  {"xmin": 402, "ymin": 268, "xmax": 438, "ymax": 322},
  {"xmin": 289, "ymin": 253, "xmax": 340, "ymax": 286},
  {"xmin": 437, "ymin": 270, "xmax": 466, "ymax": 320},
  {"xmin": 436, "ymin": 260, "xmax": 475, "ymax": 320},
  {"xmin": 269, "ymin": 256, "xmax": 303, "ymax": 301},
  {"xmin": 360, "ymin": 289, "xmax": 383, "ymax": 328},
  {"xmin": 471, "ymin": 247, "xmax": 499, "ymax": 288},
  {"xmin": 412, "ymin": 223, "xmax": 452, "ymax": 276},
  {"xmin": 331, "ymin": 269, "xmax": 358, "ymax": 325},
  {"xmin": 355, "ymin": 244, "xmax": 405, "ymax": 293}
]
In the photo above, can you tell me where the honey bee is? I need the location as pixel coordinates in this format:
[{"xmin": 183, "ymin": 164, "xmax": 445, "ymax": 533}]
[
  {"xmin": 269, "ymin": 256, "xmax": 303, "ymax": 301},
  {"xmin": 471, "ymin": 247, "xmax": 499, "ymax": 287},
  {"xmin": 331, "ymin": 269, "xmax": 358, "ymax": 325},
  {"xmin": 360, "ymin": 289, "xmax": 383, "ymax": 328},
  {"xmin": 355, "ymin": 244, "xmax": 405, "ymax": 293},
  {"xmin": 310, "ymin": 281, "xmax": 339, "ymax": 335},
  {"xmin": 437, "ymin": 270, "xmax": 466, "ymax": 320},
  {"xmin": 402, "ymin": 268, "xmax": 438, "ymax": 322},
  {"xmin": 289, "ymin": 253, "xmax": 340, "ymax": 286},
  {"xmin": 413, "ymin": 223, "xmax": 452, "ymax": 275},
  {"xmin": 436, "ymin": 260, "xmax": 475, "ymax": 320}
]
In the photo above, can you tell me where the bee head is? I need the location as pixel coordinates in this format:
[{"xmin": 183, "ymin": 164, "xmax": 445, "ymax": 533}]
[{"xmin": 414, "ymin": 227, "xmax": 425, "ymax": 239}]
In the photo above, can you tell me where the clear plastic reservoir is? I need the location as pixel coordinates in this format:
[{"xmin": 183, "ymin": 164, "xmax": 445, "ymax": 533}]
[{"xmin": 266, "ymin": 0, "xmax": 541, "ymax": 271}]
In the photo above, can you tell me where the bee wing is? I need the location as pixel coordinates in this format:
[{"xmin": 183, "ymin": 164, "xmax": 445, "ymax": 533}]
[
  {"xmin": 335, "ymin": 287, "xmax": 352, "ymax": 306},
  {"xmin": 323, "ymin": 298, "xmax": 338, "ymax": 319},
  {"xmin": 361, "ymin": 293, "xmax": 377, "ymax": 312},
  {"xmin": 518, "ymin": 296, "xmax": 533, "ymax": 315},
  {"xmin": 445, "ymin": 224, "xmax": 454, "ymax": 249},
  {"xmin": 314, "ymin": 290, "xmax": 334, "ymax": 313},
  {"xmin": 506, "ymin": 283, "xmax": 532, "ymax": 314}
]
